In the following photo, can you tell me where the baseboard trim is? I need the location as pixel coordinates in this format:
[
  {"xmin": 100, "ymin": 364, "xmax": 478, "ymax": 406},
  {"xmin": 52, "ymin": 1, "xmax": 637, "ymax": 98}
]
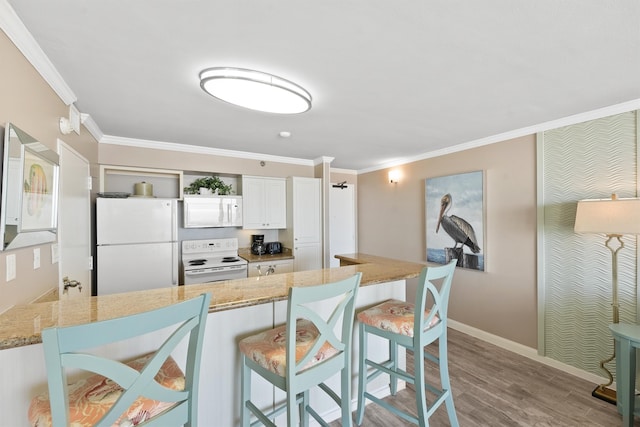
[{"xmin": 448, "ymin": 319, "xmax": 608, "ymax": 386}]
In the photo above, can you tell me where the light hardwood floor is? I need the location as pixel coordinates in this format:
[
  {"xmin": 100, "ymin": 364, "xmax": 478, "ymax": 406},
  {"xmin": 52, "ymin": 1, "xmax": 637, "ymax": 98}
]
[{"xmin": 331, "ymin": 328, "xmax": 626, "ymax": 426}]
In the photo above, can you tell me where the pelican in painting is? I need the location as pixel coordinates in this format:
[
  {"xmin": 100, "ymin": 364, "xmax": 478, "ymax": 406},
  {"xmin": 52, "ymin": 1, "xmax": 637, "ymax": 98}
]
[{"xmin": 436, "ymin": 193, "xmax": 481, "ymax": 253}]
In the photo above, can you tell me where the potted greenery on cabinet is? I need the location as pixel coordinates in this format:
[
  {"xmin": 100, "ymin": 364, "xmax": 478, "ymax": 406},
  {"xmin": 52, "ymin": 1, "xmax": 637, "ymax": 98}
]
[{"xmin": 184, "ymin": 176, "xmax": 233, "ymax": 195}]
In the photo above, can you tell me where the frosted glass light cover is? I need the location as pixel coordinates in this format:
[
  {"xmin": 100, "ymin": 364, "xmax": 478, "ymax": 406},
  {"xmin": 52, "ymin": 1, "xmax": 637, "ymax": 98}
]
[{"xmin": 200, "ymin": 68, "xmax": 311, "ymax": 114}]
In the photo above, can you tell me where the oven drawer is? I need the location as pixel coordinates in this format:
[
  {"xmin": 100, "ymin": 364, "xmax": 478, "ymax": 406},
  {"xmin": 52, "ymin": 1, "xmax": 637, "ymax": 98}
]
[{"xmin": 183, "ymin": 265, "xmax": 247, "ymax": 285}]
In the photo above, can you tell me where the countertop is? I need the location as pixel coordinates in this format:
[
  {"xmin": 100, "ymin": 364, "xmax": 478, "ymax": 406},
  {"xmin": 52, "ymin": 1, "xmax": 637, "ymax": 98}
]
[
  {"xmin": 0, "ymin": 254, "xmax": 424, "ymax": 350},
  {"xmin": 238, "ymin": 247, "xmax": 294, "ymax": 263}
]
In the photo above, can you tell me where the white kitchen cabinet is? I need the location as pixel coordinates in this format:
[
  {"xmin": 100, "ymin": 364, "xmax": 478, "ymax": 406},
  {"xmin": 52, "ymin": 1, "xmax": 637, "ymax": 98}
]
[
  {"xmin": 291, "ymin": 243, "xmax": 322, "ymax": 272},
  {"xmin": 241, "ymin": 176, "xmax": 286, "ymax": 229},
  {"xmin": 247, "ymin": 258, "xmax": 294, "ymax": 277},
  {"xmin": 280, "ymin": 177, "xmax": 322, "ymax": 271}
]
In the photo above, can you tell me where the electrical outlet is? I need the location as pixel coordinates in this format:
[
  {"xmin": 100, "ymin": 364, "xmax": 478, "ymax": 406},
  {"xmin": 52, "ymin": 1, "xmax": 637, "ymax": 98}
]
[
  {"xmin": 33, "ymin": 248, "xmax": 40, "ymax": 269},
  {"xmin": 6, "ymin": 254, "xmax": 16, "ymax": 281}
]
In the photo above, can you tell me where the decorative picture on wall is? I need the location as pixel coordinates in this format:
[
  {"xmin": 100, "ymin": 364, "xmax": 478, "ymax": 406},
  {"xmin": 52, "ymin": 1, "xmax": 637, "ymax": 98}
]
[
  {"xmin": 425, "ymin": 170, "xmax": 485, "ymax": 271},
  {"xmin": 20, "ymin": 147, "xmax": 58, "ymax": 232}
]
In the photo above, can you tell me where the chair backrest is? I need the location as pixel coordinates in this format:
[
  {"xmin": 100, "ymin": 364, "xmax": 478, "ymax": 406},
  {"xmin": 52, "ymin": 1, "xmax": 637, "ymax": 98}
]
[
  {"xmin": 286, "ymin": 273, "xmax": 362, "ymax": 379},
  {"xmin": 414, "ymin": 260, "xmax": 456, "ymax": 336},
  {"xmin": 42, "ymin": 293, "xmax": 211, "ymax": 427}
]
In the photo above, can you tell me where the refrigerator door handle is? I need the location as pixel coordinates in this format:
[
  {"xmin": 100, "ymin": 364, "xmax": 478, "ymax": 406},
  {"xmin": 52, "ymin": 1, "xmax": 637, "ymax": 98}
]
[
  {"xmin": 172, "ymin": 242, "xmax": 179, "ymax": 285},
  {"xmin": 171, "ymin": 200, "xmax": 178, "ymax": 241}
]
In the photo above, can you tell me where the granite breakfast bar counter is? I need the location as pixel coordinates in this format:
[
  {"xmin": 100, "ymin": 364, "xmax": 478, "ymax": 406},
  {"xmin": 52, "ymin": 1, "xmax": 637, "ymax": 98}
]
[{"xmin": 0, "ymin": 254, "xmax": 424, "ymax": 426}]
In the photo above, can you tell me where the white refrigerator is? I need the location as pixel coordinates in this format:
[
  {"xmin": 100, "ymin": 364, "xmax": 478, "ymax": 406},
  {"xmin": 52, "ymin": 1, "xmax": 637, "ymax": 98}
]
[{"xmin": 97, "ymin": 198, "xmax": 179, "ymax": 295}]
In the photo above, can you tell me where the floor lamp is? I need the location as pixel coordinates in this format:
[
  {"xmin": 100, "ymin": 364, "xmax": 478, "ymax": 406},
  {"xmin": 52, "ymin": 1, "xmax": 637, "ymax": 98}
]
[{"xmin": 574, "ymin": 194, "xmax": 640, "ymax": 404}]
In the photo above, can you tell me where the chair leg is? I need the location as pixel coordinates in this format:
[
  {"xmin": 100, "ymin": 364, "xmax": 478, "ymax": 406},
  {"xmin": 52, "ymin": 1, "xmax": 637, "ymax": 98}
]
[
  {"xmin": 241, "ymin": 355, "xmax": 251, "ymax": 427},
  {"xmin": 414, "ymin": 343, "xmax": 429, "ymax": 427},
  {"xmin": 439, "ymin": 336, "xmax": 459, "ymax": 427},
  {"xmin": 301, "ymin": 389, "xmax": 310, "ymax": 427},
  {"xmin": 355, "ymin": 323, "xmax": 367, "ymax": 425},
  {"xmin": 287, "ymin": 384, "xmax": 299, "ymax": 427},
  {"xmin": 389, "ymin": 337, "xmax": 398, "ymax": 395},
  {"xmin": 341, "ymin": 364, "xmax": 353, "ymax": 427}
]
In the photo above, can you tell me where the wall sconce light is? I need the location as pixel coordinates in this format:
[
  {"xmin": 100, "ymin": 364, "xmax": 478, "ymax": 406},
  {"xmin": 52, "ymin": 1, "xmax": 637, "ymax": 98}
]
[
  {"xmin": 59, "ymin": 104, "xmax": 81, "ymax": 135},
  {"xmin": 388, "ymin": 170, "xmax": 401, "ymax": 184}
]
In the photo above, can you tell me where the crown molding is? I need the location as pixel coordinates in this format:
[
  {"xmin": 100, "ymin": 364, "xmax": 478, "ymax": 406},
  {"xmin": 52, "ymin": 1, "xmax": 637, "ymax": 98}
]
[
  {"xmin": 330, "ymin": 168, "xmax": 357, "ymax": 175},
  {"xmin": 0, "ymin": 0, "xmax": 76, "ymax": 105},
  {"xmin": 314, "ymin": 156, "xmax": 334, "ymax": 166},
  {"xmin": 358, "ymin": 98, "xmax": 640, "ymax": 175},
  {"xmin": 99, "ymin": 135, "xmax": 316, "ymax": 166},
  {"xmin": 79, "ymin": 114, "xmax": 103, "ymax": 142}
]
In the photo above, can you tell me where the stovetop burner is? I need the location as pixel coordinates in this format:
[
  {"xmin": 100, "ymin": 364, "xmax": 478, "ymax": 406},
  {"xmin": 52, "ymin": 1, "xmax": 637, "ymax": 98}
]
[{"xmin": 182, "ymin": 238, "xmax": 248, "ymax": 274}]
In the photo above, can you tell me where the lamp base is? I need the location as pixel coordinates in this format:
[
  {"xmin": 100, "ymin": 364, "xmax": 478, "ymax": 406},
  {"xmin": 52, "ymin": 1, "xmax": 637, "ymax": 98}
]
[{"xmin": 592, "ymin": 385, "xmax": 616, "ymax": 405}]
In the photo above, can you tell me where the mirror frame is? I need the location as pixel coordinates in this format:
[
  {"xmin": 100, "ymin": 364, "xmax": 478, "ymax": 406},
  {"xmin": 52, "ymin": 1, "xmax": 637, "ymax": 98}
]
[{"xmin": 0, "ymin": 123, "xmax": 59, "ymax": 251}]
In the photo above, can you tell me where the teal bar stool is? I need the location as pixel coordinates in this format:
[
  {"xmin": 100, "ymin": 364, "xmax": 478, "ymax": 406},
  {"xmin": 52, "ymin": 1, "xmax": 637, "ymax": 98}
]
[
  {"xmin": 355, "ymin": 261, "xmax": 458, "ymax": 427},
  {"xmin": 609, "ymin": 323, "xmax": 640, "ymax": 427},
  {"xmin": 28, "ymin": 293, "xmax": 211, "ymax": 427},
  {"xmin": 239, "ymin": 273, "xmax": 361, "ymax": 426}
]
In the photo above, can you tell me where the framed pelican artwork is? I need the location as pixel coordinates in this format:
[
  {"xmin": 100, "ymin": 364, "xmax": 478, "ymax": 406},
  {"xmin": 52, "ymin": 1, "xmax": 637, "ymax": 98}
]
[{"xmin": 425, "ymin": 170, "xmax": 485, "ymax": 271}]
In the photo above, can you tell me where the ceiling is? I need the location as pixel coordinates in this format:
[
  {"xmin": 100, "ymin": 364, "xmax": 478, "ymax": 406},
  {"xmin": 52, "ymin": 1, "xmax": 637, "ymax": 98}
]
[{"xmin": 6, "ymin": 1, "xmax": 640, "ymax": 171}]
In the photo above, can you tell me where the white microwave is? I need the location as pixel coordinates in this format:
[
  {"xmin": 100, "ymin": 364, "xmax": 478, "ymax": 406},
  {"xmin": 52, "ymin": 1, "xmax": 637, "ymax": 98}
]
[{"xmin": 183, "ymin": 195, "xmax": 243, "ymax": 228}]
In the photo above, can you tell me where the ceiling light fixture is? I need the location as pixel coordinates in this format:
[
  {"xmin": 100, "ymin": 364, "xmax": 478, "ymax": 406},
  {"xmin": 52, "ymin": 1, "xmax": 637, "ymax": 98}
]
[{"xmin": 199, "ymin": 67, "xmax": 312, "ymax": 114}]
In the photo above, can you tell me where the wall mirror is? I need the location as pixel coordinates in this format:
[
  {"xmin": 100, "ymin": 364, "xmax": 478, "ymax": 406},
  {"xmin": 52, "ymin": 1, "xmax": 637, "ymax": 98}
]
[{"xmin": 0, "ymin": 123, "xmax": 59, "ymax": 250}]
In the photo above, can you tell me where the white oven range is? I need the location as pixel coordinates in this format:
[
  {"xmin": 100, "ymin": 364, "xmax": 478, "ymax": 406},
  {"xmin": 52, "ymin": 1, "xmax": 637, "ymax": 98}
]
[{"xmin": 181, "ymin": 238, "xmax": 248, "ymax": 285}]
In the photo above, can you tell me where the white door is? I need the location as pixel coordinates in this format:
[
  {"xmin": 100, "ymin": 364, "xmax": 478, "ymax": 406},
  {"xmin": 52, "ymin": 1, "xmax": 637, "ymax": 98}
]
[
  {"xmin": 329, "ymin": 183, "xmax": 356, "ymax": 267},
  {"xmin": 58, "ymin": 141, "xmax": 92, "ymax": 298}
]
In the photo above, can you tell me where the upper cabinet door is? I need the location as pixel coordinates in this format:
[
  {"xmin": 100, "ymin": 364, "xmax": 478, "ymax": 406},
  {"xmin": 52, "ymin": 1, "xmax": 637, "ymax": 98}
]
[
  {"xmin": 241, "ymin": 176, "xmax": 286, "ymax": 229},
  {"xmin": 291, "ymin": 177, "xmax": 321, "ymax": 244},
  {"xmin": 263, "ymin": 178, "xmax": 287, "ymax": 228}
]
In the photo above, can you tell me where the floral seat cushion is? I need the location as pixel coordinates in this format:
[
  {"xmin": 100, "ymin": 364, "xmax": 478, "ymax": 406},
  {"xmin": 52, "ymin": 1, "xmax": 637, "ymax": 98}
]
[
  {"xmin": 357, "ymin": 299, "xmax": 440, "ymax": 337},
  {"xmin": 28, "ymin": 353, "xmax": 185, "ymax": 427},
  {"xmin": 239, "ymin": 318, "xmax": 338, "ymax": 377}
]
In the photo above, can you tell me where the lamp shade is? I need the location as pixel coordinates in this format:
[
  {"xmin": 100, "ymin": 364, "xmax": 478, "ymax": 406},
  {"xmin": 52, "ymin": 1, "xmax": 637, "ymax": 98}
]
[{"xmin": 574, "ymin": 195, "xmax": 640, "ymax": 235}]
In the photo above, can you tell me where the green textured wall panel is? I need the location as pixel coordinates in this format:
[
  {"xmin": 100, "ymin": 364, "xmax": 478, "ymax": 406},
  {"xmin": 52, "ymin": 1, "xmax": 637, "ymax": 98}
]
[{"xmin": 541, "ymin": 111, "xmax": 638, "ymax": 378}]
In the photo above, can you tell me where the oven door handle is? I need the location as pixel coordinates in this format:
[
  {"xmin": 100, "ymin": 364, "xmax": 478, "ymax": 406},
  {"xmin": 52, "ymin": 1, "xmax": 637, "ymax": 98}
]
[{"xmin": 184, "ymin": 269, "xmax": 220, "ymax": 276}]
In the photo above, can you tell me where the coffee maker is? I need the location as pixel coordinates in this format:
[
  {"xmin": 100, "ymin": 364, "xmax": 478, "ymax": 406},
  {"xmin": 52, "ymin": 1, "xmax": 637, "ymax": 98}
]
[{"xmin": 251, "ymin": 234, "xmax": 266, "ymax": 255}]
